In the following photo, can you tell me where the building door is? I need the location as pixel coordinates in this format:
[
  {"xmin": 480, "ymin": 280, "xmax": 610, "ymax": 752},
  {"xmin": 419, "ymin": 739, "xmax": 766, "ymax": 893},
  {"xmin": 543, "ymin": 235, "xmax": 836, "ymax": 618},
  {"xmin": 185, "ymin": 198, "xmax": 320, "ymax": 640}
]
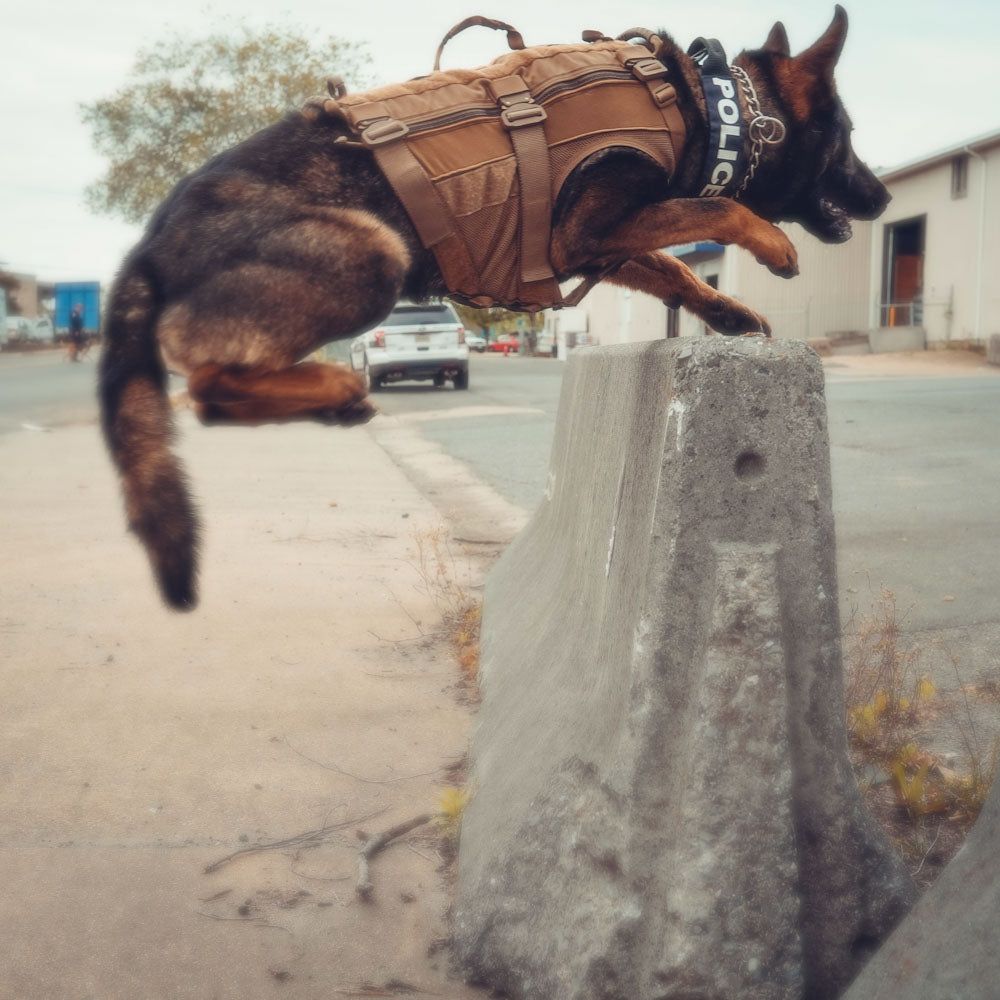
[{"xmin": 881, "ymin": 216, "xmax": 926, "ymax": 326}]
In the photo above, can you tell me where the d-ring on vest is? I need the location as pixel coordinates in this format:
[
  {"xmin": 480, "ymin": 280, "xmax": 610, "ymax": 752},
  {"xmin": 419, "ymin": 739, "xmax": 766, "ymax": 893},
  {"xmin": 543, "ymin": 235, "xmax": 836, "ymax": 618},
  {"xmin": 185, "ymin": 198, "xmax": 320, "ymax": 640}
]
[{"xmin": 326, "ymin": 21, "xmax": 686, "ymax": 312}]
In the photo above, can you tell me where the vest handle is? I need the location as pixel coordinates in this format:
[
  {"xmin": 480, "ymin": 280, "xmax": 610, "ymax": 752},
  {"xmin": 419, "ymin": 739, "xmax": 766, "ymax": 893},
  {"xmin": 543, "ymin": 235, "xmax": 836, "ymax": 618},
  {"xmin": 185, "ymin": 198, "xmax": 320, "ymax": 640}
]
[{"xmin": 433, "ymin": 15, "xmax": 526, "ymax": 72}]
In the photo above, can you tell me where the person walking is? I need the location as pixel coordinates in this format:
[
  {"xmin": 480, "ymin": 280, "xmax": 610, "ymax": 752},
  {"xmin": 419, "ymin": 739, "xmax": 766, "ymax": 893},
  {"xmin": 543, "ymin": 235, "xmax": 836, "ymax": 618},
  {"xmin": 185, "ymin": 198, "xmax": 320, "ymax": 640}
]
[{"xmin": 68, "ymin": 304, "xmax": 85, "ymax": 362}]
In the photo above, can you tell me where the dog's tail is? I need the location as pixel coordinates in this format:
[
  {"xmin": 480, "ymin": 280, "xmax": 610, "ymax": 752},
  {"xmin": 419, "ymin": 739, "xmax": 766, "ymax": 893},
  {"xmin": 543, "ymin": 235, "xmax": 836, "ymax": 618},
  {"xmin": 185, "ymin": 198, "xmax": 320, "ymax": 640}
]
[{"xmin": 99, "ymin": 256, "xmax": 200, "ymax": 610}]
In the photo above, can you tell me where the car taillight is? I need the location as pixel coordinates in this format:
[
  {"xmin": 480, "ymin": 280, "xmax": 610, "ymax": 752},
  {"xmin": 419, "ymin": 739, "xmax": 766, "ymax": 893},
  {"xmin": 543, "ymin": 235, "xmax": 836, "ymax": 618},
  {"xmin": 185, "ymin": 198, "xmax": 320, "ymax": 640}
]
[
  {"xmin": 458, "ymin": 326, "xmax": 465, "ymax": 345},
  {"xmin": 373, "ymin": 329, "xmax": 386, "ymax": 348}
]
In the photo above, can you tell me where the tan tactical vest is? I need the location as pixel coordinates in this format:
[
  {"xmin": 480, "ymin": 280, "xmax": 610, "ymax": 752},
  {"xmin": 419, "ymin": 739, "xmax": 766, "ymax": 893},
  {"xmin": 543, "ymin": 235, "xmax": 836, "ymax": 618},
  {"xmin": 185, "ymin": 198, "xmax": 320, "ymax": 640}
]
[{"xmin": 326, "ymin": 39, "xmax": 686, "ymax": 312}]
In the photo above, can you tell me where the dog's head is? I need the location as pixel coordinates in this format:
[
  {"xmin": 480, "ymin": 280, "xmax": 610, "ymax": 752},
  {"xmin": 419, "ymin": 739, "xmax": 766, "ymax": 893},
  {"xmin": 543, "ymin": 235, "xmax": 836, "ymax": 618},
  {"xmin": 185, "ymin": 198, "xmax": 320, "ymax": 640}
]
[{"xmin": 739, "ymin": 6, "xmax": 889, "ymax": 243}]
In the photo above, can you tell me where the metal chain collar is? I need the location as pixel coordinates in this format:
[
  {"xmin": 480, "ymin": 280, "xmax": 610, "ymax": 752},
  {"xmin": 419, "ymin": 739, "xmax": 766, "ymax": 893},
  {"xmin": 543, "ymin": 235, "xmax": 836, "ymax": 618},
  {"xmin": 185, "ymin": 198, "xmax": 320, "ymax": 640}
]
[{"xmin": 730, "ymin": 64, "xmax": 786, "ymax": 197}]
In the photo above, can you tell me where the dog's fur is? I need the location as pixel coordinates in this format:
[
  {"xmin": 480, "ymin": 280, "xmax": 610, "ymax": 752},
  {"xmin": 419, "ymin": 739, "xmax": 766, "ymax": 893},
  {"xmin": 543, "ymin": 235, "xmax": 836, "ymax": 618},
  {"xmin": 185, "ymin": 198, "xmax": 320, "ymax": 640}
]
[{"xmin": 100, "ymin": 6, "xmax": 887, "ymax": 609}]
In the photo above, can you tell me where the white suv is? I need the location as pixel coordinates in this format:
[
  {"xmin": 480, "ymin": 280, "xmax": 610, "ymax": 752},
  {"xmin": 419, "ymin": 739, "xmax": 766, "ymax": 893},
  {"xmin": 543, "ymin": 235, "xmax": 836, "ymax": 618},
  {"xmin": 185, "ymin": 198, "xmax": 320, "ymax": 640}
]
[{"xmin": 349, "ymin": 300, "xmax": 469, "ymax": 391}]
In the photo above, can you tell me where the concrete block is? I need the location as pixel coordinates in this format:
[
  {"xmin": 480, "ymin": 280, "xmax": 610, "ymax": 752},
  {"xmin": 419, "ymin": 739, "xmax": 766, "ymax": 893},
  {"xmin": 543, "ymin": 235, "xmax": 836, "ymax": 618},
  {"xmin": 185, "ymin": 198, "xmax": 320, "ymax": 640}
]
[
  {"xmin": 826, "ymin": 330, "xmax": 871, "ymax": 356},
  {"xmin": 868, "ymin": 326, "xmax": 926, "ymax": 353},
  {"xmin": 454, "ymin": 338, "xmax": 916, "ymax": 1000},
  {"xmin": 842, "ymin": 772, "xmax": 1000, "ymax": 999},
  {"xmin": 988, "ymin": 334, "xmax": 1000, "ymax": 365},
  {"xmin": 807, "ymin": 337, "xmax": 833, "ymax": 356}
]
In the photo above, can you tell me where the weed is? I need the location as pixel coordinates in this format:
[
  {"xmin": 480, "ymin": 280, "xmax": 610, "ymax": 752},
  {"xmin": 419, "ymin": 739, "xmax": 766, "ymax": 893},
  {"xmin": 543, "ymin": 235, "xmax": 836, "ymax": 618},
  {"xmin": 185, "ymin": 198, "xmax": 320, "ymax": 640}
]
[
  {"xmin": 844, "ymin": 587, "xmax": 931, "ymax": 760},
  {"xmin": 844, "ymin": 587, "xmax": 999, "ymax": 887},
  {"xmin": 936, "ymin": 644, "xmax": 1000, "ymax": 823},
  {"xmin": 450, "ymin": 604, "xmax": 482, "ymax": 684},
  {"xmin": 410, "ymin": 525, "xmax": 473, "ymax": 620},
  {"xmin": 409, "ymin": 526, "xmax": 481, "ymax": 686},
  {"xmin": 890, "ymin": 759, "xmax": 948, "ymax": 819},
  {"xmin": 434, "ymin": 785, "xmax": 474, "ymax": 854}
]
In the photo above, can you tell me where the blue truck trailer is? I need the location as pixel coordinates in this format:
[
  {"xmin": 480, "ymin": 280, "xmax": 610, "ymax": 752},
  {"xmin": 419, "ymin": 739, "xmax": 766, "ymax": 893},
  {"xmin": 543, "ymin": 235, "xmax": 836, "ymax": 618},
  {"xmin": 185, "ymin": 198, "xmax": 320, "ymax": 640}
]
[{"xmin": 54, "ymin": 282, "xmax": 101, "ymax": 334}]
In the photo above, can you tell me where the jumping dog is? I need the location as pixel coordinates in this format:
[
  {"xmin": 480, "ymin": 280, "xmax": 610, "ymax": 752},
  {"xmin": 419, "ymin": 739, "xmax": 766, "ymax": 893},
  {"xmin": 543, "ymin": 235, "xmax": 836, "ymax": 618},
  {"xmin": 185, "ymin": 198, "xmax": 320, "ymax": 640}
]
[{"xmin": 99, "ymin": 6, "xmax": 888, "ymax": 608}]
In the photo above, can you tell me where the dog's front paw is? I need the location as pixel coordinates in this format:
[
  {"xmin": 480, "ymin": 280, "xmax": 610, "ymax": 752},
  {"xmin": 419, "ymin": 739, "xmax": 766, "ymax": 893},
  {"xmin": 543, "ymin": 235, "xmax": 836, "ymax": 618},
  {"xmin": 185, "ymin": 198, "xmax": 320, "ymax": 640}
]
[
  {"xmin": 707, "ymin": 296, "xmax": 771, "ymax": 337},
  {"xmin": 755, "ymin": 226, "xmax": 799, "ymax": 279}
]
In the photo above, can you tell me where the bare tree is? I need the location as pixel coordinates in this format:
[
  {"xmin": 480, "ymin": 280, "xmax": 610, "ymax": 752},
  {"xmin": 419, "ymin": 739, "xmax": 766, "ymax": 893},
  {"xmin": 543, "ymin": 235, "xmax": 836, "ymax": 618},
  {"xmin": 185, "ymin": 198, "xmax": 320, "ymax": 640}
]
[{"xmin": 81, "ymin": 23, "xmax": 370, "ymax": 224}]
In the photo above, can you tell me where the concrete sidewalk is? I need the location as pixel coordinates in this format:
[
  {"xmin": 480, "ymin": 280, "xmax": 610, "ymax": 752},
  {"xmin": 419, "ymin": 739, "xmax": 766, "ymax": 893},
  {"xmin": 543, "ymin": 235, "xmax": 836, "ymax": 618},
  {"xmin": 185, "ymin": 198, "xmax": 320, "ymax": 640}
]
[
  {"xmin": 0, "ymin": 413, "xmax": 504, "ymax": 999},
  {"xmin": 821, "ymin": 346, "xmax": 1000, "ymax": 379}
]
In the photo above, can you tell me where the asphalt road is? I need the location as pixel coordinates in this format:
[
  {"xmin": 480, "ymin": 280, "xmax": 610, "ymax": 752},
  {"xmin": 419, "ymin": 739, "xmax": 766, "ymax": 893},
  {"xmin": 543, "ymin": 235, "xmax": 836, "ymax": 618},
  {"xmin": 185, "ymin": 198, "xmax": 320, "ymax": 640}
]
[
  {"xmin": 4, "ymin": 346, "xmax": 999, "ymax": 640},
  {"xmin": 0, "ymin": 348, "xmax": 101, "ymax": 433},
  {"xmin": 371, "ymin": 352, "xmax": 563, "ymax": 511}
]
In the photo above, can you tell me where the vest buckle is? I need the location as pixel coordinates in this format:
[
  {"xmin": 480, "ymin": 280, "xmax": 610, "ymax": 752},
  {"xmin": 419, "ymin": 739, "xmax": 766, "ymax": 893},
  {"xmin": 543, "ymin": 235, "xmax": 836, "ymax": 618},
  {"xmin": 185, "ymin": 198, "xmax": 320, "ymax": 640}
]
[
  {"xmin": 361, "ymin": 118, "xmax": 410, "ymax": 147},
  {"xmin": 629, "ymin": 57, "xmax": 669, "ymax": 81},
  {"xmin": 501, "ymin": 103, "xmax": 547, "ymax": 129}
]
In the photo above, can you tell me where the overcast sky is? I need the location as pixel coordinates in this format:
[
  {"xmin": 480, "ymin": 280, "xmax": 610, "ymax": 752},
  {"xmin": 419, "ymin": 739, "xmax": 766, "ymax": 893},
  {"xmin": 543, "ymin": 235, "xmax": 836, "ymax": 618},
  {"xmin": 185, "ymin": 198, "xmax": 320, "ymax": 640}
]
[{"xmin": 2, "ymin": 0, "xmax": 998, "ymax": 291}]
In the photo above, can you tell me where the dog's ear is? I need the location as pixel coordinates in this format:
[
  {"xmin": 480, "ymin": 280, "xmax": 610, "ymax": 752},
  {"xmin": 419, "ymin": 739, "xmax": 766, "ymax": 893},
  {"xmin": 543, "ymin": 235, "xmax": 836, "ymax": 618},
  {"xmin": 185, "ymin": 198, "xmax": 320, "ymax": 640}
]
[
  {"xmin": 763, "ymin": 21, "xmax": 790, "ymax": 57},
  {"xmin": 794, "ymin": 5, "xmax": 848, "ymax": 86}
]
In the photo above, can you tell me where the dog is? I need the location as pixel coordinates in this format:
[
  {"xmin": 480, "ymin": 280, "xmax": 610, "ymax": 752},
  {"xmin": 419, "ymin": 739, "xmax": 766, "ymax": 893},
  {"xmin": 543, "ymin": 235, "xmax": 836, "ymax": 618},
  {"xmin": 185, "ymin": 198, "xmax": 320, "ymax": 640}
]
[{"xmin": 99, "ymin": 6, "xmax": 887, "ymax": 609}]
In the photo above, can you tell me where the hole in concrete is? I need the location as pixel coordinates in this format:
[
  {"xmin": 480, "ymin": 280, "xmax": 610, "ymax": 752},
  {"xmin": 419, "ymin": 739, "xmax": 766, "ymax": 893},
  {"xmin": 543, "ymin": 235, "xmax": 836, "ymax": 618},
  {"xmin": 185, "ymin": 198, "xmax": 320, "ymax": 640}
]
[
  {"xmin": 850, "ymin": 933, "xmax": 880, "ymax": 960},
  {"xmin": 734, "ymin": 451, "xmax": 766, "ymax": 480}
]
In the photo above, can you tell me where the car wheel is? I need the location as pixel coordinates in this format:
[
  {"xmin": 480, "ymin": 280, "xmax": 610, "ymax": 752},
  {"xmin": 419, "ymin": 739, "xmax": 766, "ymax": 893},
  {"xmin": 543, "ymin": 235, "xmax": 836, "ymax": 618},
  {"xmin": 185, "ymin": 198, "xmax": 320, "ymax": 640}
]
[
  {"xmin": 364, "ymin": 361, "xmax": 381, "ymax": 392},
  {"xmin": 453, "ymin": 368, "xmax": 469, "ymax": 390}
]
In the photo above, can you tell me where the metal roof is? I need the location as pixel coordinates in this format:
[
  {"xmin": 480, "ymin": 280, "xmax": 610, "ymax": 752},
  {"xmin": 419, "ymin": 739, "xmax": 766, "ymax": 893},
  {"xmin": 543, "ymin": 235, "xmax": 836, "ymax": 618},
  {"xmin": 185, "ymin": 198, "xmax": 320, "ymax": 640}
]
[{"xmin": 877, "ymin": 126, "xmax": 1000, "ymax": 183}]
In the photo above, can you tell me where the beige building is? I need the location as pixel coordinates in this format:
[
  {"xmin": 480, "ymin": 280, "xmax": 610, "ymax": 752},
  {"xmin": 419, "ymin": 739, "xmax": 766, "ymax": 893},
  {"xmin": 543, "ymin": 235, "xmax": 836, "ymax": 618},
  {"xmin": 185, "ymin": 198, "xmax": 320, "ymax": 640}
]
[
  {"xmin": 873, "ymin": 128, "xmax": 1000, "ymax": 344},
  {"xmin": 574, "ymin": 127, "xmax": 1000, "ymax": 350}
]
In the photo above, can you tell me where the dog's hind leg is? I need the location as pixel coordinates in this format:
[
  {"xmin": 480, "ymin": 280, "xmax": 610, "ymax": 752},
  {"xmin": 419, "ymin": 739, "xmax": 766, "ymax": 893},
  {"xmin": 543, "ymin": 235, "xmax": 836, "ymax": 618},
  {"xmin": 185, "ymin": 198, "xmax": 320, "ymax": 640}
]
[
  {"xmin": 187, "ymin": 361, "xmax": 375, "ymax": 426},
  {"xmin": 155, "ymin": 204, "xmax": 411, "ymax": 426},
  {"xmin": 607, "ymin": 253, "xmax": 771, "ymax": 335}
]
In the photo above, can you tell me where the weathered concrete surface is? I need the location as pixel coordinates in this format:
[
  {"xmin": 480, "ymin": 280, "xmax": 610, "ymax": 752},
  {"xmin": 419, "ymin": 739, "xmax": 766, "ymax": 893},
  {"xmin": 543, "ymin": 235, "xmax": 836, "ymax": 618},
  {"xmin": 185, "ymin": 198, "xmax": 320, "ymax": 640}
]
[
  {"xmin": 454, "ymin": 338, "xmax": 916, "ymax": 1000},
  {"xmin": 842, "ymin": 770, "xmax": 1000, "ymax": 999},
  {"xmin": 988, "ymin": 332, "xmax": 1000, "ymax": 365},
  {"xmin": 868, "ymin": 326, "xmax": 926, "ymax": 353}
]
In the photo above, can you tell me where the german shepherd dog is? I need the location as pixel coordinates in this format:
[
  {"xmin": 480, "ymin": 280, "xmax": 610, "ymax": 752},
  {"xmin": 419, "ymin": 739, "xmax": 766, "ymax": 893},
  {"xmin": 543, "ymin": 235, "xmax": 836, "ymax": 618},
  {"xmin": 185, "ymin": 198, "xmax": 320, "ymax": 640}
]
[{"xmin": 100, "ymin": 6, "xmax": 887, "ymax": 609}]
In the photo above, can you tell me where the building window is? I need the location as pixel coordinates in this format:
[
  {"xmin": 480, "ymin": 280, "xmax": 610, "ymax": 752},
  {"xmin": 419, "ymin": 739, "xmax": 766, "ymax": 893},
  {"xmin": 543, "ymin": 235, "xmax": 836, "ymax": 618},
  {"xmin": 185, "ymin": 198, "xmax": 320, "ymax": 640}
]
[{"xmin": 951, "ymin": 154, "xmax": 969, "ymax": 199}]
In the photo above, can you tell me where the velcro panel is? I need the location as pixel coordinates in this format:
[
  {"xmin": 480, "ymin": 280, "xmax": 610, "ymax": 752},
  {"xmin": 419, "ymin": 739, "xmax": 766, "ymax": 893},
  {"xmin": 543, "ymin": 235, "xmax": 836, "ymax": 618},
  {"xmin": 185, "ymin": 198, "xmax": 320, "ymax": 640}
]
[
  {"xmin": 408, "ymin": 120, "xmax": 511, "ymax": 180},
  {"xmin": 544, "ymin": 84, "xmax": 667, "ymax": 144},
  {"xmin": 435, "ymin": 157, "xmax": 518, "ymax": 217}
]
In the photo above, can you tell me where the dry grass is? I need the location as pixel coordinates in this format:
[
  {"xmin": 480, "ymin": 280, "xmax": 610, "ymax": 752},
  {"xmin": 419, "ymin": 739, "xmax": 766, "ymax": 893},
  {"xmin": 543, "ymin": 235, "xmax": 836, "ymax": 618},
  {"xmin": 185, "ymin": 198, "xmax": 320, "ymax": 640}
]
[
  {"xmin": 449, "ymin": 604, "xmax": 482, "ymax": 685},
  {"xmin": 409, "ymin": 526, "xmax": 481, "ymax": 692},
  {"xmin": 410, "ymin": 526, "xmax": 472, "ymax": 620},
  {"xmin": 844, "ymin": 587, "xmax": 999, "ymax": 888}
]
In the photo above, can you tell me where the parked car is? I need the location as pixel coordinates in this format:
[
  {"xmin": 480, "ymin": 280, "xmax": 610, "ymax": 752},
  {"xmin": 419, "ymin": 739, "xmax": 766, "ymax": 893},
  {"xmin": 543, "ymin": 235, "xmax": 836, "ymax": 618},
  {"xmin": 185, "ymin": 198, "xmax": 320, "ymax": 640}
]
[
  {"xmin": 349, "ymin": 300, "xmax": 469, "ymax": 390},
  {"xmin": 488, "ymin": 334, "xmax": 519, "ymax": 355},
  {"xmin": 465, "ymin": 332, "xmax": 487, "ymax": 352}
]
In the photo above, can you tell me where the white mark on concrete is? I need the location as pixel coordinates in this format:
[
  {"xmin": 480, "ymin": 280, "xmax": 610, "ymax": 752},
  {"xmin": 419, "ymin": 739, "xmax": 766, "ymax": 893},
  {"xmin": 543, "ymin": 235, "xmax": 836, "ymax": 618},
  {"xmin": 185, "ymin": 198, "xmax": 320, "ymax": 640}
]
[
  {"xmin": 545, "ymin": 470, "xmax": 557, "ymax": 502},
  {"xmin": 667, "ymin": 398, "xmax": 687, "ymax": 451},
  {"xmin": 605, "ymin": 461, "xmax": 628, "ymax": 578},
  {"xmin": 605, "ymin": 525, "xmax": 618, "ymax": 579}
]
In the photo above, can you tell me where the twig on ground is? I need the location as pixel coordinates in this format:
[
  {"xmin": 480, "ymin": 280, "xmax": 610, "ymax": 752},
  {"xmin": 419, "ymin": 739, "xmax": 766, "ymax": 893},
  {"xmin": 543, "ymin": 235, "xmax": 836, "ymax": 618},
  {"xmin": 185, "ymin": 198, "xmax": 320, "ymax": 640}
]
[
  {"xmin": 356, "ymin": 813, "xmax": 439, "ymax": 901},
  {"xmin": 204, "ymin": 808, "xmax": 386, "ymax": 875},
  {"xmin": 195, "ymin": 912, "xmax": 294, "ymax": 935},
  {"xmin": 283, "ymin": 737, "xmax": 442, "ymax": 785},
  {"xmin": 366, "ymin": 629, "xmax": 427, "ymax": 646},
  {"xmin": 333, "ymin": 982, "xmax": 430, "ymax": 996}
]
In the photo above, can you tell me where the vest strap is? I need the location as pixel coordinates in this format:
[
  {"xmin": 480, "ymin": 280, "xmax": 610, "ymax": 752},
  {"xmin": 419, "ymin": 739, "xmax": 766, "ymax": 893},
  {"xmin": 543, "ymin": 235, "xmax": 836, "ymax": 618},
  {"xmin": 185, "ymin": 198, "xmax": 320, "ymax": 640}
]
[
  {"xmin": 616, "ymin": 48, "xmax": 687, "ymax": 173},
  {"xmin": 489, "ymin": 75, "xmax": 556, "ymax": 284}
]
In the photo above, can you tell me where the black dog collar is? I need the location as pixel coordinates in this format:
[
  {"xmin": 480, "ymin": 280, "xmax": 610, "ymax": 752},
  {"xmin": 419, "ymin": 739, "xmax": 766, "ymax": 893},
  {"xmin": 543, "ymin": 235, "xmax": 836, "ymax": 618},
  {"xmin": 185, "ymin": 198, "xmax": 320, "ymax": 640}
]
[{"xmin": 688, "ymin": 37, "xmax": 748, "ymax": 198}]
